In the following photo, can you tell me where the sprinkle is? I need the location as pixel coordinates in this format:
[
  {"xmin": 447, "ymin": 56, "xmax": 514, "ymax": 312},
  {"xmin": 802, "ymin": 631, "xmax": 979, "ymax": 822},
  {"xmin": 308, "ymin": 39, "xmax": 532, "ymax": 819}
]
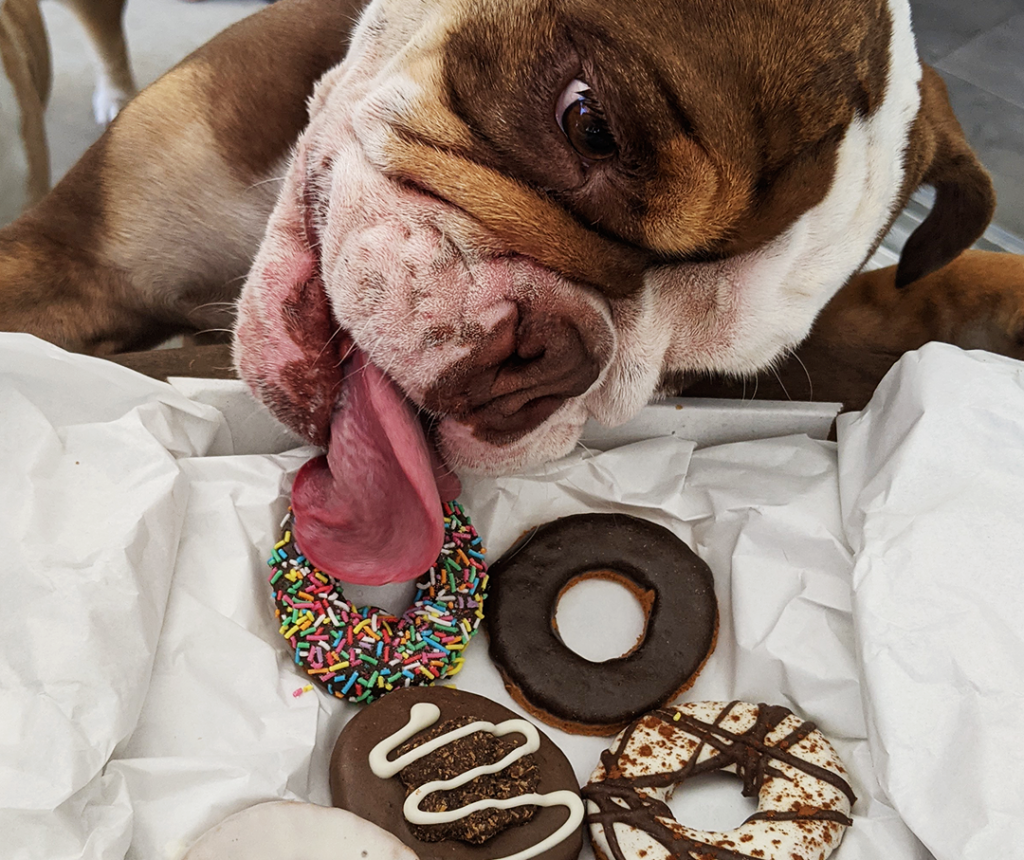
[{"xmin": 266, "ymin": 500, "xmax": 488, "ymax": 705}]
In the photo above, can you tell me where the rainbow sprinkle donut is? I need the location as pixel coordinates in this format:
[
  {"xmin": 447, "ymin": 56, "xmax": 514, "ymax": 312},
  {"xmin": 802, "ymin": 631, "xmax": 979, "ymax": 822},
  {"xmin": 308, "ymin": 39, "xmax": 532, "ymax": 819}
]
[{"xmin": 267, "ymin": 500, "xmax": 488, "ymax": 704}]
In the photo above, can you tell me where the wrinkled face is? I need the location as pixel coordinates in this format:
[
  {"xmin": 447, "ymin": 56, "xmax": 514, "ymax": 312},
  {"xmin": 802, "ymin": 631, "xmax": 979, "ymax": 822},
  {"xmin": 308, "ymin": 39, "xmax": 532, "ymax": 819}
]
[{"xmin": 236, "ymin": 0, "xmax": 921, "ymax": 474}]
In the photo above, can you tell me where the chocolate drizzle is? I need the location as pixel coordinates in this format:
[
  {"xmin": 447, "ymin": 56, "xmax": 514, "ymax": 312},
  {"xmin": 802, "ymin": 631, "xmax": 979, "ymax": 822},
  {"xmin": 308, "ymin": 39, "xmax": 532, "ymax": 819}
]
[{"xmin": 583, "ymin": 702, "xmax": 856, "ymax": 860}]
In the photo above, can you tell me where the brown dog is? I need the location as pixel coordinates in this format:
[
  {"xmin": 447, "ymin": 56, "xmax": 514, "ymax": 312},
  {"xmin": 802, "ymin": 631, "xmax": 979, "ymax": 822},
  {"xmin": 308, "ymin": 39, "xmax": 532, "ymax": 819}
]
[
  {"xmin": 1, "ymin": 0, "xmax": 1023, "ymax": 575},
  {"xmin": 0, "ymin": 0, "xmax": 135, "ymax": 225},
  {"xmin": 0, "ymin": 0, "xmax": 1004, "ymax": 357},
  {"xmin": 0, "ymin": 0, "xmax": 354, "ymax": 353},
  {"xmin": 0, "ymin": 0, "xmax": 50, "ymax": 223}
]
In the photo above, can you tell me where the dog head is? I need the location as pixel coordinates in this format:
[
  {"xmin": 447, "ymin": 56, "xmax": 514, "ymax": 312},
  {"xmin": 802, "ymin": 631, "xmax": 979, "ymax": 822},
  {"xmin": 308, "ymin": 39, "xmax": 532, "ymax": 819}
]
[{"xmin": 234, "ymin": 0, "xmax": 993, "ymax": 580}]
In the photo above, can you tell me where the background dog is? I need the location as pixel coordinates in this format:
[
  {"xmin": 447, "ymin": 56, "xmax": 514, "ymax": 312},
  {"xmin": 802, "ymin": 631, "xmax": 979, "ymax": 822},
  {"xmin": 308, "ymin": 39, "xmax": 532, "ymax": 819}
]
[{"xmin": 0, "ymin": 0, "xmax": 134, "ymax": 226}]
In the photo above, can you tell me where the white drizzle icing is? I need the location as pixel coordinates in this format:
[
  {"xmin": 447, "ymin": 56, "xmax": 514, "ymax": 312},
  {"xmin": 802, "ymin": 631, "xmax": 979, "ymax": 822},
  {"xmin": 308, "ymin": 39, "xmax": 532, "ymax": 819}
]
[{"xmin": 368, "ymin": 702, "xmax": 584, "ymax": 860}]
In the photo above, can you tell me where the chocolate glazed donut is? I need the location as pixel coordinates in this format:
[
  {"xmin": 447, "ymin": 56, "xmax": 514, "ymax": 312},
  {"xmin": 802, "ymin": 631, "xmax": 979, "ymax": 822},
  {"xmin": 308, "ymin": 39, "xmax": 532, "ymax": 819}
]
[
  {"xmin": 486, "ymin": 513, "xmax": 718, "ymax": 735},
  {"xmin": 330, "ymin": 686, "xmax": 585, "ymax": 860}
]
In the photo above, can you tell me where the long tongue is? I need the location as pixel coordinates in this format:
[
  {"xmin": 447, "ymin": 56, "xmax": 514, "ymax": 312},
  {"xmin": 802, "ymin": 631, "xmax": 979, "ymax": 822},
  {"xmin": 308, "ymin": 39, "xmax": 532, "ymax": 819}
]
[{"xmin": 291, "ymin": 349, "xmax": 461, "ymax": 584}]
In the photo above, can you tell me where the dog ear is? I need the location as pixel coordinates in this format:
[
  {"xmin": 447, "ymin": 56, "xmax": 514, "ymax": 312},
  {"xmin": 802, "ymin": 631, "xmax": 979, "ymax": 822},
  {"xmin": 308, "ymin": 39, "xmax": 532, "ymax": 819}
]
[
  {"xmin": 233, "ymin": 146, "xmax": 347, "ymax": 447},
  {"xmin": 895, "ymin": 65, "xmax": 996, "ymax": 288}
]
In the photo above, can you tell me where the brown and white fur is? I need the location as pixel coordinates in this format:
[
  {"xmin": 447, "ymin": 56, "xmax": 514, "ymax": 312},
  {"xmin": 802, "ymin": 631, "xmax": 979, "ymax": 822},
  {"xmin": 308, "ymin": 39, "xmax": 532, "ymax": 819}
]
[
  {"xmin": 0, "ymin": 0, "xmax": 1022, "ymax": 474},
  {"xmin": 0, "ymin": 0, "xmax": 134, "ymax": 226}
]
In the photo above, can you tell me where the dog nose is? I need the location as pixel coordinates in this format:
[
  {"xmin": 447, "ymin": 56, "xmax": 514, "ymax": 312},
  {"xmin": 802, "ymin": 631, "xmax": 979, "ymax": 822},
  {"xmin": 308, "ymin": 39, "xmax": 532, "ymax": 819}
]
[{"xmin": 423, "ymin": 305, "xmax": 602, "ymax": 441}]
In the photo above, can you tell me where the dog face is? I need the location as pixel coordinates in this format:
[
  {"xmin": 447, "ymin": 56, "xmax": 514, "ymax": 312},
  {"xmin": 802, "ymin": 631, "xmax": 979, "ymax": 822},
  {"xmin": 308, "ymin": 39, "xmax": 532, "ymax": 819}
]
[{"xmin": 235, "ymin": 0, "xmax": 989, "ymax": 479}]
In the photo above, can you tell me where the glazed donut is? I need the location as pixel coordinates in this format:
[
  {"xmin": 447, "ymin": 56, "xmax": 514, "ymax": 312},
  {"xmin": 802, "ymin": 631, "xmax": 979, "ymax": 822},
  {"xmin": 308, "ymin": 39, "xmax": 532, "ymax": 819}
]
[
  {"xmin": 330, "ymin": 685, "xmax": 585, "ymax": 860},
  {"xmin": 183, "ymin": 801, "xmax": 417, "ymax": 860},
  {"xmin": 583, "ymin": 701, "xmax": 856, "ymax": 860},
  {"xmin": 268, "ymin": 499, "xmax": 488, "ymax": 703},
  {"xmin": 486, "ymin": 513, "xmax": 718, "ymax": 734}
]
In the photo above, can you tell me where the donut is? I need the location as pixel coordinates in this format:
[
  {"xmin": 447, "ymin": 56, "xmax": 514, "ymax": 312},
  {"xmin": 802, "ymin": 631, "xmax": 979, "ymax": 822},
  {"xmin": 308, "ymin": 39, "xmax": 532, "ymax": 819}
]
[
  {"xmin": 330, "ymin": 685, "xmax": 585, "ymax": 860},
  {"xmin": 267, "ymin": 500, "xmax": 488, "ymax": 704},
  {"xmin": 583, "ymin": 701, "xmax": 856, "ymax": 860},
  {"xmin": 486, "ymin": 513, "xmax": 718, "ymax": 735},
  {"xmin": 182, "ymin": 801, "xmax": 417, "ymax": 860}
]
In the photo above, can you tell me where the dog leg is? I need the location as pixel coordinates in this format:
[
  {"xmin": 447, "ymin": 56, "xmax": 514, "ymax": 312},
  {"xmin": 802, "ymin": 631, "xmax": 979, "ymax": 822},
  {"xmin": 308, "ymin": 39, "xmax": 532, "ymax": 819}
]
[
  {"xmin": 813, "ymin": 250, "xmax": 1024, "ymax": 360},
  {"xmin": 0, "ymin": 0, "xmax": 51, "ymax": 221},
  {"xmin": 53, "ymin": 0, "xmax": 135, "ymax": 123}
]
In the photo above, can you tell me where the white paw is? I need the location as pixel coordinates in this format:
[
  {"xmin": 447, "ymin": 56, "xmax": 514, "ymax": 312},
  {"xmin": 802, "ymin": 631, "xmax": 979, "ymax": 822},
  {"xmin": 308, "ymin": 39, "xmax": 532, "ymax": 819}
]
[{"xmin": 93, "ymin": 84, "xmax": 134, "ymax": 126}]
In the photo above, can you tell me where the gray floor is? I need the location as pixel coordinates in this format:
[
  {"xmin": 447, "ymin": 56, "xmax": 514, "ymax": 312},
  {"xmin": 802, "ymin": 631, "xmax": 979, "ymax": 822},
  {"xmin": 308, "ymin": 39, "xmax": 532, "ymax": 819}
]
[
  {"xmin": 40, "ymin": 0, "xmax": 1024, "ymax": 245},
  {"xmin": 910, "ymin": 0, "xmax": 1024, "ymax": 239}
]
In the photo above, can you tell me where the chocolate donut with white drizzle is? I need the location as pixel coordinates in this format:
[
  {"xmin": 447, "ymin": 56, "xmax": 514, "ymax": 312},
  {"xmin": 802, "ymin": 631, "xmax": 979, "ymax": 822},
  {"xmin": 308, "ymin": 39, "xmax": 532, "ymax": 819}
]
[{"xmin": 330, "ymin": 686, "xmax": 584, "ymax": 860}]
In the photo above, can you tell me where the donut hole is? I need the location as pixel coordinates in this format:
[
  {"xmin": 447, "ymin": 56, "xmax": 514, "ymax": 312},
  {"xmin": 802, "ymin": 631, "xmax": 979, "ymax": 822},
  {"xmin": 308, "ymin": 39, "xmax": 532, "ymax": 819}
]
[
  {"xmin": 337, "ymin": 578, "xmax": 419, "ymax": 616},
  {"xmin": 553, "ymin": 571, "xmax": 650, "ymax": 662},
  {"xmin": 665, "ymin": 772, "xmax": 759, "ymax": 832}
]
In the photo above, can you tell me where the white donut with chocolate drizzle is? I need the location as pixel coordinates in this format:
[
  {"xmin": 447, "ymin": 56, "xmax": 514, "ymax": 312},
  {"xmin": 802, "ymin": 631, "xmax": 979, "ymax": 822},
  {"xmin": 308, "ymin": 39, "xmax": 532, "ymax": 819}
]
[
  {"xmin": 369, "ymin": 702, "xmax": 585, "ymax": 860},
  {"xmin": 583, "ymin": 701, "xmax": 856, "ymax": 860}
]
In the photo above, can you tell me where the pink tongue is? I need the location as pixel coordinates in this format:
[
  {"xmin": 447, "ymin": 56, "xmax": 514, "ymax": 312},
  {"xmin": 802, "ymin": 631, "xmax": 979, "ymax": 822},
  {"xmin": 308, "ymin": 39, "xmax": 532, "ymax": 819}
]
[{"xmin": 291, "ymin": 349, "xmax": 461, "ymax": 584}]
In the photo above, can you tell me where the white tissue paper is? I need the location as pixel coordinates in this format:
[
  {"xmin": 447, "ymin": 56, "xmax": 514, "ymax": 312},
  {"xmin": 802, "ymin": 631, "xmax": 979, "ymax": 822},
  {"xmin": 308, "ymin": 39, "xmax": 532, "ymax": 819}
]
[
  {"xmin": 837, "ymin": 343, "xmax": 1024, "ymax": 860},
  {"xmin": 4, "ymin": 333, "xmax": 1020, "ymax": 860}
]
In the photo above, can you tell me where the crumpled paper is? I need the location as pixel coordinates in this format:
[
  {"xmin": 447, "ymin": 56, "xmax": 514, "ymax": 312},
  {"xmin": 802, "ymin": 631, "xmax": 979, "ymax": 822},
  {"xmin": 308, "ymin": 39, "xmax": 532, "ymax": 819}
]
[
  {"xmin": 0, "ymin": 334, "xmax": 228, "ymax": 855},
  {"xmin": 5, "ymin": 332, "xmax": 1017, "ymax": 860},
  {"xmin": 838, "ymin": 343, "xmax": 1024, "ymax": 860}
]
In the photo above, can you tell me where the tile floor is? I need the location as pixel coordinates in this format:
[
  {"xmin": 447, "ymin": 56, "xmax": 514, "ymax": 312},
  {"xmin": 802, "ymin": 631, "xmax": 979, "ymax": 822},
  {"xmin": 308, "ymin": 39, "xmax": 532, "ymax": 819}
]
[
  {"xmin": 909, "ymin": 0, "xmax": 1024, "ymax": 241},
  {"xmin": 40, "ymin": 0, "xmax": 1024, "ymax": 247}
]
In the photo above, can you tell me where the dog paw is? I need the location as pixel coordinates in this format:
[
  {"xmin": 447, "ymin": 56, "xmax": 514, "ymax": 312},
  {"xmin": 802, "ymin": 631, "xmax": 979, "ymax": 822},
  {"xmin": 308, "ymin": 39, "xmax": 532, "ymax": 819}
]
[{"xmin": 93, "ymin": 84, "xmax": 134, "ymax": 126}]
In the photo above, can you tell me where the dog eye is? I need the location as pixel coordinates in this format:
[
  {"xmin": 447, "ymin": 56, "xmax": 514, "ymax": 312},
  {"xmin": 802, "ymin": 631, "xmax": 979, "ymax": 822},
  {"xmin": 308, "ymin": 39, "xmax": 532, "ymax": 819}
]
[{"xmin": 555, "ymin": 79, "xmax": 617, "ymax": 162}]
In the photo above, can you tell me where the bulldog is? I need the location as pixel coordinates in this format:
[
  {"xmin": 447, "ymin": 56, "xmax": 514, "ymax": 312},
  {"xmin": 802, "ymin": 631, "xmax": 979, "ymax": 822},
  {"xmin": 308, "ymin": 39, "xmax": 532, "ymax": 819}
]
[
  {"xmin": 0, "ymin": 0, "xmax": 1018, "ymax": 579},
  {"xmin": 231, "ymin": 0, "xmax": 999, "ymax": 579},
  {"xmin": 0, "ymin": 0, "xmax": 135, "ymax": 226}
]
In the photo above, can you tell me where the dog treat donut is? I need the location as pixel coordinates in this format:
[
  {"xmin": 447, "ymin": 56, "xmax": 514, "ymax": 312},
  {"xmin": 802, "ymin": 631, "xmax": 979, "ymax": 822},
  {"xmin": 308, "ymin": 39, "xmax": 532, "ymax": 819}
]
[
  {"xmin": 486, "ymin": 513, "xmax": 717, "ymax": 734},
  {"xmin": 583, "ymin": 701, "xmax": 856, "ymax": 860},
  {"xmin": 268, "ymin": 500, "xmax": 488, "ymax": 703},
  {"xmin": 183, "ymin": 801, "xmax": 418, "ymax": 860},
  {"xmin": 330, "ymin": 685, "xmax": 585, "ymax": 860}
]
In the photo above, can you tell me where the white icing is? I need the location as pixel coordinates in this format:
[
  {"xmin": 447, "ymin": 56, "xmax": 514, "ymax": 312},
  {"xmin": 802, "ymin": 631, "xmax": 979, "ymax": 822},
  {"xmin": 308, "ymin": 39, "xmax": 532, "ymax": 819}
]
[
  {"xmin": 368, "ymin": 702, "xmax": 541, "ymax": 777},
  {"xmin": 586, "ymin": 701, "xmax": 853, "ymax": 860},
  {"xmin": 182, "ymin": 801, "xmax": 417, "ymax": 860},
  {"xmin": 368, "ymin": 701, "xmax": 585, "ymax": 860}
]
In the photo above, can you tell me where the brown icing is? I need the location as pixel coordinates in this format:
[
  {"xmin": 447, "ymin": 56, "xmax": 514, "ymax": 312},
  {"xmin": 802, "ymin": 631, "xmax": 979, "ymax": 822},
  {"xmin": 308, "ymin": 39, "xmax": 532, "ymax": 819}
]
[
  {"xmin": 330, "ymin": 686, "xmax": 584, "ymax": 860},
  {"xmin": 487, "ymin": 514, "xmax": 719, "ymax": 735}
]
